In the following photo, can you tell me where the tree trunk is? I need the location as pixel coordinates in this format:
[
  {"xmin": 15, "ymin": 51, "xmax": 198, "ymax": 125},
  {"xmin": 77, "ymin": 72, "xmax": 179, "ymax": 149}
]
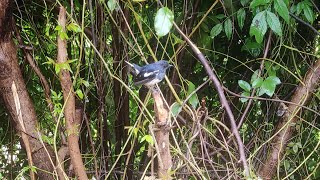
[
  {"xmin": 56, "ymin": 6, "xmax": 88, "ymax": 180},
  {"xmin": 259, "ymin": 58, "xmax": 320, "ymax": 179},
  {"xmin": 0, "ymin": 0, "xmax": 54, "ymax": 179}
]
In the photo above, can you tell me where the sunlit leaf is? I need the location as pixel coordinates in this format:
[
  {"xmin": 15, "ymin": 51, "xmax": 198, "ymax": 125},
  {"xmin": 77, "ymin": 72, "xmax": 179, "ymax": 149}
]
[
  {"xmin": 141, "ymin": 134, "xmax": 154, "ymax": 145},
  {"xmin": 76, "ymin": 89, "xmax": 84, "ymax": 99},
  {"xmin": 154, "ymin": 7, "xmax": 174, "ymax": 37},
  {"xmin": 67, "ymin": 23, "xmax": 82, "ymax": 33}
]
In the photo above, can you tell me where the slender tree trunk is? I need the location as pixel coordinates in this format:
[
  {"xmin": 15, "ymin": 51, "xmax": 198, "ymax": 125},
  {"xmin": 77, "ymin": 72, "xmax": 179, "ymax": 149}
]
[
  {"xmin": 259, "ymin": 58, "xmax": 320, "ymax": 179},
  {"xmin": 0, "ymin": 0, "xmax": 55, "ymax": 179},
  {"xmin": 56, "ymin": 6, "xmax": 88, "ymax": 180}
]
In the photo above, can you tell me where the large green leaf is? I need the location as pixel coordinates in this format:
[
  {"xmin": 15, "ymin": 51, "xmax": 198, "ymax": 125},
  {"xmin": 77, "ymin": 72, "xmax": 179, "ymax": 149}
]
[
  {"xmin": 303, "ymin": 4, "xmax": 314, "ymax": 24},
  {"xmin": 154, "ymin": 7, "xmax": 174, "ymax": 37},
  {"xmin": 250, "ymin": 11, "xmax": 267, "ymax": 43},
  {"xmin": 224, "ymin": 18, "xmax": 232, "ymax": 40},
  {"xmin": 238, "ymin": 80, "xmax": 251, "ymax": 92},
  {"xmin": 274, "ymin": 0, "xmax": 289, "ymax": 23},
  {"xmin": 210, "ymin": 23, "xmax": 223, "ymax": 39},
  {"xmin": 260, "ymin": 76, "xmax": 281, "ymax": 97},
  {"xmin": 237, "ymin": 8, "xmax": 246, "ymax": 30},
  {"xmin": 266, "ymin": 11, "xmax": 282, "ymax": 36}
]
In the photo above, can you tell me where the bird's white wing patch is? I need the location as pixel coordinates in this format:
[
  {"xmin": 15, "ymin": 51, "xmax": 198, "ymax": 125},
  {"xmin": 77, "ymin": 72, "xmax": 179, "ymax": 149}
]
[{"xmin": 143, "ymin": 70, "xmax": 159, "ymax": 77}]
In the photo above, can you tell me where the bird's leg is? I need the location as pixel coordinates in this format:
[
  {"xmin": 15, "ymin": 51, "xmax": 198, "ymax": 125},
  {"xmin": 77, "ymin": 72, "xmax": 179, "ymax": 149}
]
[{"xmin": 148, "ymin": 84, "xmax": 160, "ymax": 92}]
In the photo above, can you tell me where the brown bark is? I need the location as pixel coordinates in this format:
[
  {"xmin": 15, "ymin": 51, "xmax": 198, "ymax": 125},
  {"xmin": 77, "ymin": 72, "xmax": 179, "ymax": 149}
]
[
  {"xmin": 259, "ymin": 59, "xmax": 320, "ymax": 179},
  {"xmin": 56, "ymin": 6, "xmax": 88, "ymax": 180},
  {"xmin": 0, "ymin": 0, "xmax": 55, "ymax": 179},
  {"xmin": 152, "ymin": 89, "xmax": 172, "ymax": 179}
]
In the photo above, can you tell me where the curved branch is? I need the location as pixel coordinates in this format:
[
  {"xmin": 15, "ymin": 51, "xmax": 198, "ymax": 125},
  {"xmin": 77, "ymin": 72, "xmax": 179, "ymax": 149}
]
[{"xmin": 172, "ymin": 22, "xmax": 250, "ymax": 178}]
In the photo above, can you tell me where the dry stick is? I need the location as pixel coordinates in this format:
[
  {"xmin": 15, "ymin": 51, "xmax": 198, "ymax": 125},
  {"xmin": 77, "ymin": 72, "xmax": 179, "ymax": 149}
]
[
  {"xmin": 12, "ymin": 82, "xmax": 35, "ymax": 180},
  {"xmin": 57, "ymin": 6, "xmax": 88, "ymax": 180},
  {"xmin": 173, "ymin": 22, "xmax": 250, "ymax": 177}
]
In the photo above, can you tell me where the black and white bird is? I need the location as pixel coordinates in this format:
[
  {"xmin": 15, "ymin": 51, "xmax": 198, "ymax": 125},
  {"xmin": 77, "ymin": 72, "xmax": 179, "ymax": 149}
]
[{"xmin": 126, "ymin": 60, "xmax": 172, "ymax": 88}]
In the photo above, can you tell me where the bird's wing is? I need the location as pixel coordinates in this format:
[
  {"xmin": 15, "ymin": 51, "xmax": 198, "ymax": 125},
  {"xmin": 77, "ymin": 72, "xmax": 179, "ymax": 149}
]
[
  {"xmin": 133, "ymin": 69, "xmax": 159, "ymax": 86},
  {"xmin": 125, "ymin": 61, "xmax": 142, "ymax": 75}
]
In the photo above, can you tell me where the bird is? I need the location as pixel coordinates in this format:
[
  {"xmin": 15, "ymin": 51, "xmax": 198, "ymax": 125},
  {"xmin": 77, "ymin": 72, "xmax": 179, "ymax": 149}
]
[{"xmin": 125, "ymin": 60, "xmax": 172, "ymax": 88}]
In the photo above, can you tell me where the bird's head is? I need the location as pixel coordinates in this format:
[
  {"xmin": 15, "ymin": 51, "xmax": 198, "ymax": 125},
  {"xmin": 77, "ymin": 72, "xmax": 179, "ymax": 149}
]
[{"xmin": 157, "ymin": 60, "xmax": 173, "ymax": 70}]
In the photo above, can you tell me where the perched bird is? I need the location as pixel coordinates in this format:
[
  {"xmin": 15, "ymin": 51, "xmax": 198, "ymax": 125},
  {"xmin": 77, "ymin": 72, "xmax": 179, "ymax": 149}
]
[{"xmin": 126, "ymin": 60, "xmax": 172, "ymax": 88}]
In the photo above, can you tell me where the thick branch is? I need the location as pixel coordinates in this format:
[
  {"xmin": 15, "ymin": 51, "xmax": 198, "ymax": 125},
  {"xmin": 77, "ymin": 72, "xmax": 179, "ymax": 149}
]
[
  {"xmin": 259, "ymin": 58, "xmax": 320, "ymax": 179},
  {"xmin": 151, "ymin": 88, "xmax": 172, "ymax": 178}
]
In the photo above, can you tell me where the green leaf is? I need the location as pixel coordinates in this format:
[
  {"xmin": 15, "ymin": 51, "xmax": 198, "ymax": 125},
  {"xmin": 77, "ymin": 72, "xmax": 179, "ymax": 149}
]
[
  {"xmin": 257, "ymin": 86, "xmax": 267, "ymax": 96},
  {"xmin": 266, "ymin": 11, "xmax": 282, "ymax": 36},
  {"xmin": 241, "ymin": 38, "xmax": 262, "ymax": 57},
  {"xmin": 303, "ymin": 4, "xmax": 314, "ymax": 24},
  {"xmin": 154, "ymin": 7, "xmax": 174, "ymax": 37},
  {"xmin": 171, "ymin": 33, "xmax": 184, "ymax": 45},
  {"xmin": 67, "ymin": 23, "xmax": 82, "ymax": 33},
  {"xmin": 55, "ymin": 62, "xmax": 72, "ymax": 74},
  {"xmin": 187, "ymin": 81, "xmax": 199, "ymax": 109},
  {"xmin": 240, "ymin": 0, "xmax": 250, "ymax": 6},
  {"xmin": 59, "ymin": 31, "xmax": 69, "ymax": 40},
  {"xmin": 55, "ymin": 25, "xmax": 62, "ymax": 31},
  {"xmin": 238, "ymin": 80, "xmax": 251, "ymax": 92},
  {"xmin": 266, "ymin": 76, "xmax": 281, "ymax": 85},
  {"xmin": 284, "ymin": 160, "xmax": 290, "ymax": 169},
  {"xmin": 107, "ymin": 0, "xmax": 119, "ymax": 12},
  {"xmin": 240, "ymin": 92, "xmax": 250, "ymax": 103},
  {"xmin": 210, "ymin": 23, "xmax": 223, "ymax": 39},
  {"xmin": 250, "ymin": 11, "xmax": 267, "ymax": 43},
  {"xmin": 250, "ymin": 70, "xmax": 260, "ymax": 84},
  {"xmin": 252, "ymin": 77, "xmax": 263, "ymax": 88},
  {"xmin": 296, "ymin": 2, "xmax": 303, "ymax": 15},
  {"xmin": 76, "ymin": 89, "xmax": 84, "ymax": 99},
  {"xmin": 293, "ymin": 144, "xmax": 298, "ymax": 153},
  {"xmin": 237, "ymin": 8, "xmax": 246, "ymax": 30},
  {"xmin": 171, "ymin": 102, "xmax": 182, "ymax": 117},
  {"xmin": 224, "ymin": 18, "xmax": 232, "ymax": 40},
  {"xmin": 274, "ymin": 0, "xmax": 290, "ymax": 23},
  {"xmin": 141, "ymin": 134, "xmax": 154, "ymax": 145},
  {"xmin": 250, "ymin": 0, "xmax": 270, "ymax": 9},
  {"xmin": 260, "ymin": 76, "xmax": 281, "ymax": 97}
]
